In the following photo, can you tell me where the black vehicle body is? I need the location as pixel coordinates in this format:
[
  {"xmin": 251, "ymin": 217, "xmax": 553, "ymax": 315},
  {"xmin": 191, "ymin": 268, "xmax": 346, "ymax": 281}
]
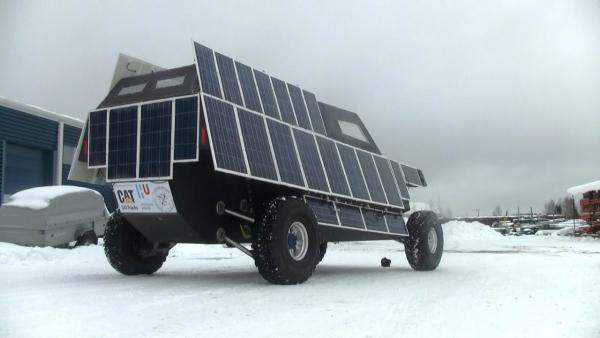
[{"xmin": 69, "ymin": 42, "xmax": 436, "ymax": 283}]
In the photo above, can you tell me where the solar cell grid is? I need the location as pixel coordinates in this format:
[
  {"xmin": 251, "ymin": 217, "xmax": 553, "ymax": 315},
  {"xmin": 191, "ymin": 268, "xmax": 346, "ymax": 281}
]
[
  {"xmin": 306, "ymin": 198, "xmax": 339, "ymax": 225},
  {"xmin": 107, "ymin": 106, "xmax": 138, "ymax": 180},
  {"xmin": 390, "ymin": 161, "xmax": 410, "ymax": 200},
  {"xmin": 194, "ymin": 43, "xmax": 222, "ymax": 98},
  {"xmin": 317, "ymin": 137, "xmax": 350, "ymax": 196},
  {"xmin": 88, "ymin": 110, "xmax": 107, "ymax": 167},
  {"xmin": 293, "ymin": 129, "xmax": 329, "ymax": 192},
  {"xmin": 237, "ymin": 108, "xmax": 277, "ymax": 180},
  {"xmin": 235, "ymin": 62, "xmax": 262, "ymax": 113},
  {"xmin": 337, "ymin": 204, "xmax": 365, "ymax": 229},
  {"xmin": 356, "ymin": 150, "xmax": 387, "ymax": 204},
  {"xmin": 287, "ymin": 84, "xmax": 312, "ymax": 130},
  {"xmin": 254, "ymin": 70, "xmax": 280, "ymax": 119},
  {"xmin": 203, "ymin": 95, "xmax": 247, "ymax": 174},
  {"xmin": 363, "ymin": 209, "xmax": 387, "ymax": 232},
  {"xmin": 139, "ymin": 101, "xmax": 172, "ymax": 178},
  {"xmin": 271, "ymin": 77, "xmax": 297, "ymax": 125},
  {"xmin": 385, "ymin": 214, "xmax": 408, "ymax": 235},
  {"xmin": 266, "ymin": 119, "xmax": 304, "ymax": 186},
  {"xmin": 302, "ymin": 90, "xmax": 327, "ymax": 135},
  {"xmin": 374, "ymin": 156, "xmax": 403, "ymax": 207},
  {"xmin": 174, "ymin": 97, "xmax": 198, "ymax": 161},
  {"xmin": 337, "ymin": 144, "xmax": 370, "ymax": 200},
  {"xmin": 215, "ymin": 53, "xmax": 243, "ymax": 105}
]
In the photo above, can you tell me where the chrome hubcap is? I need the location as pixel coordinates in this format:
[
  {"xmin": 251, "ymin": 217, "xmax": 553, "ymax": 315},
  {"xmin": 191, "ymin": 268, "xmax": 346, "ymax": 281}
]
[
  {"xmin": 287, "ymin": 221, "xmax": 309, "ymax": 261},
  {"xmin": 427, "ymin": 227, "xmax": 438, "ymax": 254}
]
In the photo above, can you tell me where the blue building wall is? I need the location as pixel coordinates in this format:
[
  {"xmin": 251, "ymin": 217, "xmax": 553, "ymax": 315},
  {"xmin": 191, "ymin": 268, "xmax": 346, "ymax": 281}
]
[{"xmin": 0, "ymin": 104, "xmax": 116, "ymax": 211}]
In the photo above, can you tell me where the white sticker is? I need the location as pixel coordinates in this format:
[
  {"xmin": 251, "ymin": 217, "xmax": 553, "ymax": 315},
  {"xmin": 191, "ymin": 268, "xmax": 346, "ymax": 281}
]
[{"xmin": 113, "ymin": 182, "xmax": 177, "ymax": 214}]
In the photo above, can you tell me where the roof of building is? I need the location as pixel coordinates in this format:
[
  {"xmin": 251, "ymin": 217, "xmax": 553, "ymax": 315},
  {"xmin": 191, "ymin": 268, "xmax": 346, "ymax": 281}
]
[
  {"xmin": 0, "ymin": 96, "xmax": 83, "ymax": 127},
  {"xmin": 567, "ymin": 180, "xmax": 600, "ymax": 195}
]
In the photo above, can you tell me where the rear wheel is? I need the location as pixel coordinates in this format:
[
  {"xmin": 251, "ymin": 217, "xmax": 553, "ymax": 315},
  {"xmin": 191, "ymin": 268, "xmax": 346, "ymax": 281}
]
[
  {"xmin": 252, "ymin": 197, "xmax": 320, "ymax": 284},
  {"xmin": 104, "ymin": 213, "xmax": 169, "ymax": 275},
  {"xmin": 404, "ymin": 211, "xmax": 443, "ymax": 271},
  {"xmin": 318, "ymin": 242, "xmax": 327, "ymax": 264},
  {"xmin": 75, "ymin": 230, "xmax": 98, "ymax": 247}
]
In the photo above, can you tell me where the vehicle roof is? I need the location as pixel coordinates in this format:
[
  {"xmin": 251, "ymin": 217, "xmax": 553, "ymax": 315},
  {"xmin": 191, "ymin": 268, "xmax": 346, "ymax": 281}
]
[{"xmin": 98, "ymin": 65, "xmax": 199, "ymax": 109}]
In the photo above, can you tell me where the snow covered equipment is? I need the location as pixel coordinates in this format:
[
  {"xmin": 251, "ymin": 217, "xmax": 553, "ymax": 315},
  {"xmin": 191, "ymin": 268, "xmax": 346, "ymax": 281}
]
[
  {"xmin": 68, "ymin": 41, "xmax": 441, "ymax": 284},
  {"xmin": 0, "ymin": 186, "xmax": 108, "ymax": 247}
]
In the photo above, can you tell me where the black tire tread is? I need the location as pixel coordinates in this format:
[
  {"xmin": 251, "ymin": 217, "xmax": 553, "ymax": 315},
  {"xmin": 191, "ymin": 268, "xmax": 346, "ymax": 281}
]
[
  {"xmin": 104, "ymin": 213, "xmax": 167, "ymax": 275},
  {"xmin": 404, "ymin": 211, "xmax": 444, "ymax": 271}
]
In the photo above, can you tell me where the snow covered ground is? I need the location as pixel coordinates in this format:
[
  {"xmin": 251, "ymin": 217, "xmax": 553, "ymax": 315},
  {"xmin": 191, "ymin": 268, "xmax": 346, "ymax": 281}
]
[{"xmin": 1, "ymin": 221, "xmax": 599, "ymax": 338}]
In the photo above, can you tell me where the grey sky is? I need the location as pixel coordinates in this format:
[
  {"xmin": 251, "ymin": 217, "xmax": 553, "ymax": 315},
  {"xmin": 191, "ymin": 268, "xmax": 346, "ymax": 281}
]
[{"xmin": 1, "ymin": 0, "xmax": 599, "ymax": 216}]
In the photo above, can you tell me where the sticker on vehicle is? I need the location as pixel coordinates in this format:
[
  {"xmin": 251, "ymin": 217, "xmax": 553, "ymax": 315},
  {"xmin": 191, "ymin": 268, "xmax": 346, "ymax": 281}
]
[{"xmin": 113, "ymin": 182, "xmax": 177, "ymax": 213}]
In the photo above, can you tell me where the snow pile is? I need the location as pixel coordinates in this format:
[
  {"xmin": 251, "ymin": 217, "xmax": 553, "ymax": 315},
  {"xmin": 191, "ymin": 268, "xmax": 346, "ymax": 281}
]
[
  {"xmin": 0, "ymin": 243, "xmax": 63, "ymax": 265},
  {"xmin": 442, "ymin": 220, "xmax": 503, "ymax": 241},
  {"xmin": 3, "ymin": 186, "xmax": 100, "ymax": 210}
]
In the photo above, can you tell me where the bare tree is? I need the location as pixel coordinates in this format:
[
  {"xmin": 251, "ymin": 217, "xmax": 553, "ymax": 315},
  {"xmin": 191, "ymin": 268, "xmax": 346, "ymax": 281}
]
[
  {"xmin": 492, "ymin": 205, "xmax": 502, "ymax": 216},
  {"xmin": 561, "ymin": 196, "xmax": 579, "ymax": 219},
  {"xmin": 544, "ymin": 200, "xmax": 556, "ymax": 215}
]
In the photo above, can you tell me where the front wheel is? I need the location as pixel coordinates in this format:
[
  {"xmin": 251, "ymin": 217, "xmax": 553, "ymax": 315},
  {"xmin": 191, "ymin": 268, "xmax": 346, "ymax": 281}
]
[
  {"xmin": 252, "ymin": 197, "xmax": 321, "ymax": 284},
  {"xmin": 104, "ymin": 213, "xmax": 169, "ymax": 275},
  {"xmin": 404, "ymin": 211, "xmax": 443, "ymax": 271}
]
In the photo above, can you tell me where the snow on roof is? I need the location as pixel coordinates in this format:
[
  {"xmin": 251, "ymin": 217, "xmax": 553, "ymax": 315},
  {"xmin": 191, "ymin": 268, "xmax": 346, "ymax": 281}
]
[
  {"xmin": 3, "ymin": 186, "xmax": 100, "ymax": 210},
  {"xmin": 567, "ymin": 180, "xmax": 600, "ymax": 195},
  {"xmin": 0, "ymin": 96, "xmax": 83, "ymax": 127}
]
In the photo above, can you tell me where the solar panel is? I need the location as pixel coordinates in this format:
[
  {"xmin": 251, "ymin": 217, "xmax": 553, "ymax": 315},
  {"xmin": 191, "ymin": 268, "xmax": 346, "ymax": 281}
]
[
  {"xmin": 174, "ymin": 97, "xmax": 198, "ymax": 161},
  {"xmin": 266, "ymin": 119, "xmax": 304, "ymax": 186},
  {"xmin": 107, "ymin": 106, "xmax": 138, "ymax": 180},
  {"xmin": 385, "ymin": 214, "xmax": 408, "ymax": 235},
  {"xmin": 390, "ymin": 161, "xmax": 410, "ymax": 200},
  {"xmin": 203, "ymin": 96, "xmax": 247, "ymax": 174},
  {"xmin": 88, "ymin": 110, "xmax": 107, "ymax": 167},
  {"xmin": 235, "ymin": 61, "xmax": 262, "ymax": 113},
  {"xmin": 363, "ymin": 209, "xmax": 387, "ymax": 232},
  {"xmin": 293, "ymin": 129, "xmax": 329, "ymax": 191},
  {"xmin": 302, "ymin": 90, "xmax": 327, "ymax": 135},
  {"xmin": 139, "ymin": 101, "xmax": 172, "ymax": 178},
  {"xmin": 337, "ymin": 144, "xmax": 370, "ymax": 200},
  {"xmin": 194, "ymin": 43, "xmax": 222, "ymax": 98},
  {"xmin": 306, "ymin": 198, "xmax": 339, "ymax": 225},
  {"xmin": 237, "ymin": 108, "xmax": 278, "ymax": 180},
  {"xmin": 356, "ymin": 150, "xmax": 387, "ymax": 204},
  {"xmin": 287, "ymin": 84, "xmax": 312, "ymax": 130},
  {"xmin": 374, "ymin": 156, "xmax": 403, "ymax": 207},
  {"xmin": 271, "ymin": 77, "xmax": 297, "ymax": 125},
  {"xmin": 215, "ymin": 53, "xmax": 243, "ymax": 106},
  {"xmin": 254, "ymin": 70, "xmax": 280, "ymax": 119},
  {"xmin": 337, "ymin": 204, "xmax": 365, "ymax": 229},
  {"xmin": 316, "ymin": 137, "xmax": 350, "ymax": 196},
  {"xmin": 401, "ymin": 164, "xmax": 423, "ymax": 187}
]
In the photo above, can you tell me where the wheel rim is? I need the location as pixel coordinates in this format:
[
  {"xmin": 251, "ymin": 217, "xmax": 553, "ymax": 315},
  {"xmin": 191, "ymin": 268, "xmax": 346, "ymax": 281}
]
[
  {"xmin": 287, "ymin": 221, "xmax": 309, "ymax": 261},
  {"xmin": 427, "ymin": 227, "xmax": 438, "ymax": 254}
]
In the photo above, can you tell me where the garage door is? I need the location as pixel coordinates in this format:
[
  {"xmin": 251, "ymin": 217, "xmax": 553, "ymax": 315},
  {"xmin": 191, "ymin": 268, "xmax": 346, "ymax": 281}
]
[{"xmin": 4, "ymin": 143, "xmax": 53, "ymax": 195}]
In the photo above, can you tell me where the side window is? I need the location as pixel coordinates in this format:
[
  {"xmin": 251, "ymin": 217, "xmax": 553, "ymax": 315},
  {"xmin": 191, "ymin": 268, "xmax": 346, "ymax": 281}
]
[
  {"xmin": 156, "ymin": 76, "xmax": 185, "ymax": 89},
  {"xmin": 338, "ymin": 120, "xmax": 368, "ymax": 143},
  {"xmin": 118, "ymin": 83, "xmax": 147, "ymax": 96}
]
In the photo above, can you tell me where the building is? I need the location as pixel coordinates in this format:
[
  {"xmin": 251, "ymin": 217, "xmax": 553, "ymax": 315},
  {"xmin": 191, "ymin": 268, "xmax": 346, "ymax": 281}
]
[{"xmin": 0, "ymin": 96, "xmax": 115, "ymax": 210}]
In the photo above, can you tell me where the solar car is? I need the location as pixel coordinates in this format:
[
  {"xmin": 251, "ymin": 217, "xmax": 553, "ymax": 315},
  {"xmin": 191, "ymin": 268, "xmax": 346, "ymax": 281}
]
[{"xmin": 68, "ymin": 42, "xmax": 443, "ymax": 284}]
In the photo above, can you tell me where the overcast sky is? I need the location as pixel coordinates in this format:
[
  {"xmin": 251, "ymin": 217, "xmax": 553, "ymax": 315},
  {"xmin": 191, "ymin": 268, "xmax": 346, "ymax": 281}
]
[{"xmin": 1, "ymin": 0, "xmax": 599, "ymax": 216}]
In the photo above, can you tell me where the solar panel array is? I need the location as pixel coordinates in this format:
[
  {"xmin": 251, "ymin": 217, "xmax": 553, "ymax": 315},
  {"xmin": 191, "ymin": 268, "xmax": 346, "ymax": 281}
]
[
  {"xmin": 306, "ymin": 197, "xmax": 408, "ymax": 235},
  {"xmin": 195, "ymin": 41, "xmax": 416, "ymax": 210},
  {"xmin": 89, "ymin": 95, "xmax": 199, "ymax": 182},
  {"xmin": 88, "ymin": 110, "xmax": 107, "ymax": 167}
]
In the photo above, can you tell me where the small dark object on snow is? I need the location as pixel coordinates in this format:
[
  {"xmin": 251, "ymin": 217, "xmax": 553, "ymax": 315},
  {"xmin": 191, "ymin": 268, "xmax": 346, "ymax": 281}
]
[{"xmin": 381, "ymin": 257, "xmax": 391, "ymax": 267}]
